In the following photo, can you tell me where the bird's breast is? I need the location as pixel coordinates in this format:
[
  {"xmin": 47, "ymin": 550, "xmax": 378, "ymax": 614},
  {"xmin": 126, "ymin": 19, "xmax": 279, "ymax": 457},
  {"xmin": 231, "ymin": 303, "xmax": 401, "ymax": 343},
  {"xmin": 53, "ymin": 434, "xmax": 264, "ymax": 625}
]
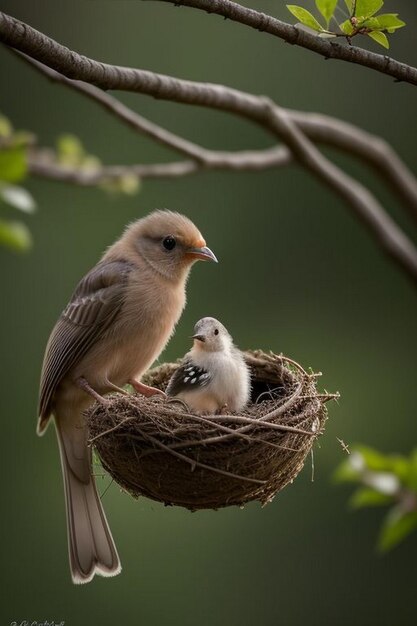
[{"xmin": 73, "ymin": 275, "xmax": 186, "ymax": 390}]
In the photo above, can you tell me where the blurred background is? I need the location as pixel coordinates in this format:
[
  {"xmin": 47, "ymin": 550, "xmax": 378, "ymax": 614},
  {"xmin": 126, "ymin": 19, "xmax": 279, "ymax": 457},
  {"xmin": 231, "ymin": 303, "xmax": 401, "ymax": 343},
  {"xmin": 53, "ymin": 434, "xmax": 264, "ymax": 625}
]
[{"xmin": 1, "ymin": 1, "xmax": 416, "ymax": 624}]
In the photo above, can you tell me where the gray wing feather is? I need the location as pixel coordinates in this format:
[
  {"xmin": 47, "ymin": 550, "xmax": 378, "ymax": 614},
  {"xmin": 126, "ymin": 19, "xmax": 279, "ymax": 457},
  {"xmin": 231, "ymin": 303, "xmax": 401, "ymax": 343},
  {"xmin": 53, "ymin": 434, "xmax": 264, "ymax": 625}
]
[{"xmin": 38, "ymin": 259, "xmax": 133, "ymax": 419}]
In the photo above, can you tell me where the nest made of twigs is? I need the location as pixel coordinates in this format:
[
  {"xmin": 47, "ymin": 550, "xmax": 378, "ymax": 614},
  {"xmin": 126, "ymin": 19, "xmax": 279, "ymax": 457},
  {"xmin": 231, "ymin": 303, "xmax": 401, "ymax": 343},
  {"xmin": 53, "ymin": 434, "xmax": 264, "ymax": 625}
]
[{"xmin": 86, "ymin": 350, "xmax": 337, "ymax": 511}]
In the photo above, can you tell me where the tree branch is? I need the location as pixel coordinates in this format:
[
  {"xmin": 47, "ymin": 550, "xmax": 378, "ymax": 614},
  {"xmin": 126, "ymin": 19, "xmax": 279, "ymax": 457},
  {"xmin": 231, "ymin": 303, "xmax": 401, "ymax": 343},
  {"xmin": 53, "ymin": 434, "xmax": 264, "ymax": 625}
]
[
  {"xmin": 27, "ymin": 145, "xmax": 291, "ymax": 184},
  {"xmin": 15, "ymin": 50, "xmax": 417, "ymax": 223},
  {"xmin": 2, "ymin": 11, "xmax": 417, "ymax": 284},
  {"xmin": 146, "ymin": 0, "xmax": 417, "ymax": 87},
  {"xmin": 266, "ymin": 103, "xmax": 417, "ymax": 283}
]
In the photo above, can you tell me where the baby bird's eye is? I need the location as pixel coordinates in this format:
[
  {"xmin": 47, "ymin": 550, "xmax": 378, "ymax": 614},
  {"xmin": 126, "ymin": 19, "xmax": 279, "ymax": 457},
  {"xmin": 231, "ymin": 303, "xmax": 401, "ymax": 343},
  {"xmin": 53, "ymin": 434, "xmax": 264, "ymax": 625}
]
[
  {"xmin": 162, "ymin": 235, "xmax": 176, "ymax": 251},
  {"xmin": 214, "ymin": 328, "xmax": 219, "ymax": 336}
]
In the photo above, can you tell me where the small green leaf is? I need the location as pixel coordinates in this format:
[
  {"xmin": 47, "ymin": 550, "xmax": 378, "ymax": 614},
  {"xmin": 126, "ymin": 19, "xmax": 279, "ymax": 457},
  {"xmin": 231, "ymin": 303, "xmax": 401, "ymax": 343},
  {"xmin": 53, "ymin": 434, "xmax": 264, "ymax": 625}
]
[
  {"xmin": 350, "ymin": 488, "xmax": 393, "ymax": 509},
  {"xmin": 353, "ymin": 446, "xmax": 388, "ymax": 471},
  {"xmin": 361, "ymin": 17, "xmax": 380, "ymax": 29},
  {"xmin": 355, "ymin": 0, "xmax": 383, "ymax": 18},
  {"xmin": 0, "ymin": 147, "xmax": 27, "ymax": 182},
  {"xmin": 371, "ymin": 14, "xmax": 406, "ymax": 33},
  {"xmin": 0, "ymin": 184, "xmax": 36, "ymax": 213},
  {"xmin": 57, "ymin": 134, "xmax": 85, "ymax": 167},
  {"xmin": 333, "ymin": 458, "xmax": 361, "ymax": 483},
  {"xmin": 286, "ymin": 5, "xmax": 324, "ymax": 31},
  {"xmin": 405, "ymin": 450, "xmax": 417, "ymax": 491},
  {"xmin": 378, "ymin": 509, "xmax": 417, "ymax": 552},
  {"xmin": 339, "ymin": 19, "xmax": 355, "ymax": 35},
  {"xmin": 99, "ymin": 174, "xmax": 141, "ymax": 196},
  {"xmin": 315, "ymin": 0, "xmax": 338, "ymax": 26},
  {"xmin": 0, "ymin": 114, "xmax": 13, "ymax": 138},
  {"xmin": 368, "ymin": 30, "xmax": 390, "ymax": 48},
  {"xmin": 0, "ymin": 219, "xmax": 32, "ymax": 252}
]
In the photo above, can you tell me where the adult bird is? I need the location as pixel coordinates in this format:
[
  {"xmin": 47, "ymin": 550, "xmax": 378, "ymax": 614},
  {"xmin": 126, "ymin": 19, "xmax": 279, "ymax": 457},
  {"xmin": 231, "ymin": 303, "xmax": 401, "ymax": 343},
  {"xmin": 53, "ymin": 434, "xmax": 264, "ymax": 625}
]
[{"xmin": 38, "ymin": 210, "xmax": 217, "ymax": 584}]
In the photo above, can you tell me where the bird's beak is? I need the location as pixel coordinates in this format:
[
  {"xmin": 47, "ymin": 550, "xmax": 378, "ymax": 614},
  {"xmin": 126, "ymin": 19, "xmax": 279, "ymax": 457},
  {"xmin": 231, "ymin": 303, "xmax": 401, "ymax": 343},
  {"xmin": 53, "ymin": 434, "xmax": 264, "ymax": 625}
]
[
  {"xmin": 186, "ymin": 246, "xmax": 218, "ymax": 263},
  {"xmin": 192, "ymin": 334, "xmax": 206, "ymax": 343}
]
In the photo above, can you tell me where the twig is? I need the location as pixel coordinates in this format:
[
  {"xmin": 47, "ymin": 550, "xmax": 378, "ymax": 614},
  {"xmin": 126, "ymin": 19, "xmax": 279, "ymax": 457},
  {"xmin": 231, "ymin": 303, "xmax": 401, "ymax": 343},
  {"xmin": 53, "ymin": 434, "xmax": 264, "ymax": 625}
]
[
  {"xmin": 145, "ymin": 0, "xmax": 417, "ymax": 86},
  {"xmin": 89, "ymin": 415, "xmax": 138, "ymax": 444},
  {"xmin": 203, "ymin": 414, "xmax": 315, "ymax": 436},
  {"xmin": 27, "ymin": 146, "xmax": 290, "ymax": 183},
  {"xmin": 127, "ymin": 432, "xmax": 266, "ymax": 485}
]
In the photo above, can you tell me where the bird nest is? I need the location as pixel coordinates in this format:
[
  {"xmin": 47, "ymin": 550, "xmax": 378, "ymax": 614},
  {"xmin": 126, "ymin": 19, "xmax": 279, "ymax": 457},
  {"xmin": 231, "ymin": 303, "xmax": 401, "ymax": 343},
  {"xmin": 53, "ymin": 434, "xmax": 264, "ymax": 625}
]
[{"xmin": 86, "ymin": 350, "xmax": 337, "ymax": 511}]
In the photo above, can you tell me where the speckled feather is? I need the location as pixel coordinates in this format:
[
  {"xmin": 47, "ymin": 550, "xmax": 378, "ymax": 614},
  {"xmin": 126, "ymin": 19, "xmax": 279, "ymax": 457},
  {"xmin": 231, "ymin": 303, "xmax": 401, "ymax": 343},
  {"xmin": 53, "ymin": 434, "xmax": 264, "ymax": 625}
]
[{"xmin": 166, "ymin": 359, "xmax": 212, "ymax": 396}]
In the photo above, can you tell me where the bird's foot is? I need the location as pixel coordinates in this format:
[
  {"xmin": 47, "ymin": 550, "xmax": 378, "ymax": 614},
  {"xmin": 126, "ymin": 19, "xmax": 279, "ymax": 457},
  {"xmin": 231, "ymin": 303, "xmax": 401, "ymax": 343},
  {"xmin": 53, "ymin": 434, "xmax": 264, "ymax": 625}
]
[
  {"xmin": 216, "ymin": 403, "xmax": 229, "ymax": 415},
  {"xmin": 165, "ymin": 397, "xmax": 191, "ymax": 412},
  {"xmin": 76, "ymin": 376, "xmax": 109, "ymax": 405},
  {"xmin": 106, "ymin": 381, "xmax": 130, "ymax": 395},
  {"xmin": 129, "ymin": 379, "xmax": 166, "ymax": 398}
]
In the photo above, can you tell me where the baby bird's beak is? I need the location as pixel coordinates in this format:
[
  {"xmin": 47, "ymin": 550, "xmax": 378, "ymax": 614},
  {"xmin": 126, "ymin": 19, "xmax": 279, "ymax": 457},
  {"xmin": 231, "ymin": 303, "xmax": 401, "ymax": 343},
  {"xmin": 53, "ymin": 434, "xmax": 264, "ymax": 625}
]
[
  {"xmin": 186, "ymin": 246, "xmax": 218, "ymax": 263},
  {"xmin": 192, "ymin": 334, "xmax": 206, "ymax": 343}
]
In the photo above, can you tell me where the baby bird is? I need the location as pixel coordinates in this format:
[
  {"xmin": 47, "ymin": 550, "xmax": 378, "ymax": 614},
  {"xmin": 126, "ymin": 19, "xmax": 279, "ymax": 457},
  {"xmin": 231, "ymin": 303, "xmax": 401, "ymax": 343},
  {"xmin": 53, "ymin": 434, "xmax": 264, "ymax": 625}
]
[{"xmin": 166, "ymin": 317, "xmax": 250, "ymax": 414}]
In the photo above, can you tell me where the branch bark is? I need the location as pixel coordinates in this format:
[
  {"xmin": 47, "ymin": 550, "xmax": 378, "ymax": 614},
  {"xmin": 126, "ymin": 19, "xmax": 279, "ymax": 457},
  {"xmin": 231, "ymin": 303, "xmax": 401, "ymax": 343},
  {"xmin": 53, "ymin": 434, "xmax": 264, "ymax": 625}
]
[
  {"xmin": 15, "ymin": 50, "xmax": 417, "ymax": 223},
  {"xmin": 27, "ymin": 145, "xmax": 290, "ymax": 184},
  {"xmin": 2, "ymin": 10, "xmax": 417, "ymax": 285},
  {"xmin": 146, "ymin": 0, "xmax": 417, "ymax": 87}
]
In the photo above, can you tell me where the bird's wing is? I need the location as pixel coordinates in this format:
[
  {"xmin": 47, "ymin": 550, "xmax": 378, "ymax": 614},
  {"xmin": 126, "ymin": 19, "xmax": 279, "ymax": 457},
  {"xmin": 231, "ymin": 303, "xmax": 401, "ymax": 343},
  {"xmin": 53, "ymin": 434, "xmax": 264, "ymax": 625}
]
[
  {"xmin": 38, "ymin": 259, "xmax": 134, "ymax": 419},
  {"xmin": 166, "ymin": 359, "xmax": 212, "ymax": 396}
]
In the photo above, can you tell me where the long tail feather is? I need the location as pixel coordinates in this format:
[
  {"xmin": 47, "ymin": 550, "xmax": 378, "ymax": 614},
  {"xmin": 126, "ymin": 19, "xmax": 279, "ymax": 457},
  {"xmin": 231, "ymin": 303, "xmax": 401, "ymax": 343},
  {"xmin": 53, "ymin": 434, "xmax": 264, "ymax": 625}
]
[{"xmin": 56, "ymin": 417, "xmax": 121, "ymax": 584}]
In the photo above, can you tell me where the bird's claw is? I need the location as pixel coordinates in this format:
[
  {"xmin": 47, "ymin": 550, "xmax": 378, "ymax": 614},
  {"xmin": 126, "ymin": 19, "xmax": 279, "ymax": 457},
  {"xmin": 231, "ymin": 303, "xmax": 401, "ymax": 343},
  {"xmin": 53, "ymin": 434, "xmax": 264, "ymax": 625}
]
[{"xmin": 129, "ymin": 379, "xmax": 166, "ymax": 398}]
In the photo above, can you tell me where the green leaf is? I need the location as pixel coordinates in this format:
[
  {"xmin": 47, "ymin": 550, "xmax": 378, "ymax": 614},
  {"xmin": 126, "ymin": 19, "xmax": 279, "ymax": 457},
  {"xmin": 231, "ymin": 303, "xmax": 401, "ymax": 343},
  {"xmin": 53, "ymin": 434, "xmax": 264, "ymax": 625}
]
[
  {"xmin": 361, "ymin": 17, "xmax": 380, "ymax": 29},
  {"xmin": 57, "ymin": 134, "xmax": 85, "ymax": 167},
  {"xmin": 371, "ymin": 14, "xmax": 406, "ymax": 33},
  {"xmin": 355, "ymin": 0, "xmax": 383, "ymax": 18},
  {"xmin": 333, "ymin": 458, "xmax": 361, "ymax": 483},
  {"xmin": 405, "ymin": 450, "xmax": 417, "ymax": 491},
  {"xmin": 315, "ymin": 0, "xmax": 337, "ymax": 26},
  {"xmin": 0, "ymin": 115, "xmax": 13, "ymax": 138},
  {"xmin": 378, "ymin": 509, "xmax": 417, "ymax": 552},
  {"xmin": 339, "ymin": 19, "xmax": 355, "ymax": 35},
  {"xmin": 0, "ymin": 147, "xmax": 27, "ymax": 182},
  {"xmin": 0, "ymin": 219, "xmax": 32, "ymax": 252},
  {"xmin": 350, "ymin": 446, "xmax": 410, "ymax": 482},
  {"xmin": 344, "ymin": 1, "xmax": 353, "ymax": 12},
  {"xmin": 99, "ymin": 173, "xmax": 141, "ymax": 196},
  {"xmin": 286, "ymin": 5, "xmax": 324, "ymax": 31},
  {"xmin": 0, "ymin": 184, "xmax": 36, "ymax": 213},
  {"xmin": 353, "ymin": 446, "xmax": 388, "ymax": 471},
  {"xmin": 349, "ymin": 488, "xmax": 393, "ymax": 509},
  {"xmin": 368, "ymin": 30, "xmax": 390, "ymax": 48}
]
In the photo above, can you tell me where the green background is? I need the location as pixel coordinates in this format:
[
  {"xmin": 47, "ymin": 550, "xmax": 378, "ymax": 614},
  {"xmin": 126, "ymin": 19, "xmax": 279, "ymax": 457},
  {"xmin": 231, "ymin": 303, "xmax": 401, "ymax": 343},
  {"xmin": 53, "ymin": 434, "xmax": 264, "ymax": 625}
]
[{"xmin": 1, "ymin": 1, "xmax": 416, "ymax": 624}]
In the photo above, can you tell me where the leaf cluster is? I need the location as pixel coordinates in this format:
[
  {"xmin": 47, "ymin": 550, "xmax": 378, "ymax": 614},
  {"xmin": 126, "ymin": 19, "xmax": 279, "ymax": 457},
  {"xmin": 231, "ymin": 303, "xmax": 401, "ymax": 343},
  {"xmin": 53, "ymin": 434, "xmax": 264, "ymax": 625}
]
[
  {"xmin": 334, "ymin": 445, "xmax": 417, "ymax": 552},
  {"xmin": 0, "ymin": 115, "xmax": 35, "ymax": 252},
  {"xmin": 287, "ymin": 1, "xmax": 405, "ymax": 49},
  {"xmin": 0, "ymin": 115, "xmax": 142, "ymax": 253}
]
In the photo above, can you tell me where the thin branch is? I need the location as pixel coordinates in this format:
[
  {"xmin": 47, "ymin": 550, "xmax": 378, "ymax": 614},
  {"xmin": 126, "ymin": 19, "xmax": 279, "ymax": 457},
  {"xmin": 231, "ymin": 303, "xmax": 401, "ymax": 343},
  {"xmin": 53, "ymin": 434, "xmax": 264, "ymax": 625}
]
[
  {"xmin": 266, "ymin": 102, "xmax": 417, "ymax": 283},
  {"xmin": 146, "ymin": 0, "xmax": 417, "ymax": 86},
  {"xmin": 290, "ymin": 111, "xmax": 417, "ymax": 223},
  {"xmin": 27, "ymin": 145, "xmax": 290, "ymax": 184},
  {"xmin": 13, "ymin": 51, "xmax": 213, "ymax": 163},
  {"xmin": 20, "ymin": 50, "xmax": 417, "ymax": 221},
  {"xmin": 2, "ymin": 11, "xmax": 417, "ymax": 284},
  {"xmin": 21, "ymin": 51, "xmax": 417, "ymax": 221}
]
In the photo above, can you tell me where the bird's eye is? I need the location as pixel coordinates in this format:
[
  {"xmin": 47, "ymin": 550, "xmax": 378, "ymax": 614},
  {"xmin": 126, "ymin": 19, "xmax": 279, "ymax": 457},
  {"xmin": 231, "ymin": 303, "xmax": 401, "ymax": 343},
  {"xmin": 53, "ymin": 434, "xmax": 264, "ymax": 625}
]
[
  {"xmin": 214, "ymin": 329, "xmax": 219, "ymax": 336},
  {"xmin": 162, "ymin": 235, "xmax": 176, "ymax": 251}
]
